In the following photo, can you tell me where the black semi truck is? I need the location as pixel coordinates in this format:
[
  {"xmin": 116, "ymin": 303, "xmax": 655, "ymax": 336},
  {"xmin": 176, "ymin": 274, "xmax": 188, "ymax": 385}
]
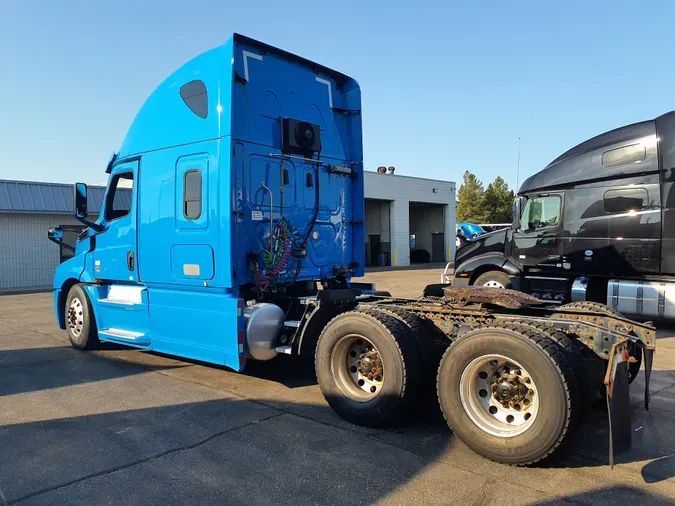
[{"xmin": 450, "ymin": 111, "xmax": 675, "ymax": 321}]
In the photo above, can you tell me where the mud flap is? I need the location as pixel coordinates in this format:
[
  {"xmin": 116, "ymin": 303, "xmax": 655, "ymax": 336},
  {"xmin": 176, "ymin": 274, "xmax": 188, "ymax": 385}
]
[
  {"xmin": 644, "ymin": 346, "xmax": 654, "ymax": 410},
  {"xmin": 604, "ymin": 339, "xmax": 631, "ymax": 469}
]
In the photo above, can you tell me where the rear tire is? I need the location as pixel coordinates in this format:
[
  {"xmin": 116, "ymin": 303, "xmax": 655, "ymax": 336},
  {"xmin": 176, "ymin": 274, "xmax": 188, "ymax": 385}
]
[
  {"xmin": 557, "ymin": 301, "xmax": 620, "ymax": 317},
  {"xmin": 365, "ymin": 306, "xmax": 448, "ymax": 388},
  {"xmin": 499, "ymin": 320, "xmax": 597, "ymax": 421},
  {"xmin": 65, "ymin": 284, "xmax": 99, "ymax": 350},
  {"xmin": 315, "ymin": 310, "xmax": 421, "ymax": 427},
  {"xmin": 437, "ymin": 324, "xmax": 580, "ymax": 465},
  {"xmin": 474, "ymin": 270, "xmax": 512, "ymax": 289}
]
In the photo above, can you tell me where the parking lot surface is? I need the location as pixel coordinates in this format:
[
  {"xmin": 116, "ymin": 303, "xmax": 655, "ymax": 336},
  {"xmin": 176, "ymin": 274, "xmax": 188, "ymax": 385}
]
[{"xmin": 1, "ymin": 267, "xmax": 674, "ymax": 505}]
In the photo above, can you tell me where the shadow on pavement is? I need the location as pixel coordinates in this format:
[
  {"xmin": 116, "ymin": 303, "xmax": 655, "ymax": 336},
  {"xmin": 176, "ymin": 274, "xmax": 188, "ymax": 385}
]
[
  {"xmin": 149, "ymin": 346, "xmax": 675, "ymax": 473},
  {"xmin": 145, "ymin": 351, "xmax": 318, "ymax": 390},
  {"xmin": 242, "ymin": 354, "xmax": 317, "ymax": 388},
  {"xmin": 0, "ymin": 396, "xmax": 453, "ymax": 505},
  {"xmin": 2, "ymin": 337, "xmax": 675, "ymax": 504},
  {"xmin": 533, "ymin": 485, "xmax": 673, "ymax": 505},
  {"xmin": 0, "ymin": 346, "xmax": 185, "ymax": 397},
  {"xmin": 642, "ymin": 455, "xmax": 675, "ymax": 484},
  {"xmin": 520, "ymin": 369, "xmax": 675, "ymax": 492}
]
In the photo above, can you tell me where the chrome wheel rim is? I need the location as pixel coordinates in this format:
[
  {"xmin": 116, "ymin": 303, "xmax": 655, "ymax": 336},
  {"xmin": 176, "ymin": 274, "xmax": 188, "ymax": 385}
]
[
  {"xmin": 459, "ymin": 354, "xmax": 539, "ymax": 437},
  {"xmin": 68, "ymin": 297, "xmax": 84, "ymax": 338},
  {"xmin": 483, "ymin": 280, "xmax": 505, "ymax": 288},
  {"xmin": 330, "ymin": 334, "xmax": 384, "ymax": 402}
]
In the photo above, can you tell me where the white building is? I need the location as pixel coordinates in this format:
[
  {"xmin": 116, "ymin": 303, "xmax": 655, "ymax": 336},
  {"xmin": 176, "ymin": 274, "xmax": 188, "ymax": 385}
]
[
  {"xmin": 364, "ymin": 171, "xmax": 456, "ymax": 268},
  {"xmin": 0, "ymin": 173, "xmax": 456, "ymax": 291}
]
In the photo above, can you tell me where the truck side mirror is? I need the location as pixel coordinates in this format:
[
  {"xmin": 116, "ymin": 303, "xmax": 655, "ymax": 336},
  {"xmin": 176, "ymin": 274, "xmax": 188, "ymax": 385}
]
[
  {"xmin": 512, "ymin": 198, "xmax": 522, "ymax": 230},
  {"xmin": 47, "ymin": 226, "xmax": 74, "ymax": 251},
  {"xmin": 48, "ymin": 226, "xmax": 63, "ymax": 242},
  {"xmin": 74, "ymin": 183, "xmax": 88, "ymax": 219}
]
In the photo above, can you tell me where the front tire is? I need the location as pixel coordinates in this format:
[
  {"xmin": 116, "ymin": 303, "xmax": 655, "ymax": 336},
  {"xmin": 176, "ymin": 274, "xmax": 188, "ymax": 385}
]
[
  {"xmin": 474, "ymin": 270, "xmax": 512, "ymax": 289},
  {"xmin": 315, "ymin": 310, "xmax": 421, "ymax": 427},
  {"xmin": 65, "ymin": 284, "xmax": 99, "ymax": 350},
  {"xmin": 437, "ymin": 325, "xmax": 580, "ymax": 465}
]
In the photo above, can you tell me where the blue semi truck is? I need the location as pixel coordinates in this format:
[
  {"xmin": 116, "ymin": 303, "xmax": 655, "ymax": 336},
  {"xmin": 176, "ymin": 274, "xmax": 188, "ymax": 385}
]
[{"xmin": 48, "ymin": 33, "xmax": 655, "ymax": 467}]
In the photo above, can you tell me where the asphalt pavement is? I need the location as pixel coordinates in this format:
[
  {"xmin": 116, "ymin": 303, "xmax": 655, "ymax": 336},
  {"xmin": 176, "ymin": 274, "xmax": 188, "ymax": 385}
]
[{"xmin": 0, "ymin": 267, "xmax": 674, "ymax": 505}]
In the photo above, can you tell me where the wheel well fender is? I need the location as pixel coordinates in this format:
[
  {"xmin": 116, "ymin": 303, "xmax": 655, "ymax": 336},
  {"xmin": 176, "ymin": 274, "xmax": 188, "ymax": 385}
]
[
  {"xmin": 469, "ymin": 265, "xmax": 507, "ymax": 285},
  {"xmin": 456, "ymin": 254, "xmax": 521, "ymax": 285},
  {"xmin": 57, "ymin": 278, "xmax": 80, "ymax": 328},
  {"xmin": 296, "ymin": 304, "xmax": 354, "ymax": 357}
]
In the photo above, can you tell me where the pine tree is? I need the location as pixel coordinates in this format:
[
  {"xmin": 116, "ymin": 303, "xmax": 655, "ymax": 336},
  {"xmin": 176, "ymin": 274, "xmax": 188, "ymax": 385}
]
[
  {"xmin": 456, "ymin": 171, "xmax": 486, "ymax": 222},
  {"xmin": 483, "ymin": 176, "xmax": 514, "ymax": 223}
]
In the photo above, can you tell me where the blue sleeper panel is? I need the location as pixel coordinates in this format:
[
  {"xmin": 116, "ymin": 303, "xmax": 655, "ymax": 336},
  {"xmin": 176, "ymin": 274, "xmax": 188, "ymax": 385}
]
[{"xmin": 146, "ymin": 286, "xmax": 242, "ymax": 370}]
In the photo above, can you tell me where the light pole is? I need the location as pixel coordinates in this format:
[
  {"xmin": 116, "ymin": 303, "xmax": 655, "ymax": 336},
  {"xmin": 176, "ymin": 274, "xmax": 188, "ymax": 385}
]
[{"xmin": 516, "ymin": 136, "xmax": 521, "ymax": 190}]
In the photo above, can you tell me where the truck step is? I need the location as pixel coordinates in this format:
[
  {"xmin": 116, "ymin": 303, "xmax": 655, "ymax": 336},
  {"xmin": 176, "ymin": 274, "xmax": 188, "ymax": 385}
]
[
  {"xmin": 274, "ymin": 345, "xmax": 293, "ymax": 355},
  {"xmin": 99, "ymin": 285, "xmax": 145, "ymax": 305},
  {"xmin": 283, "ymin": 320, "xmax": 301, "ymax": 328},
  {"xmin": 99, "ymin": 328, "xmax": 150, "ymax": 345},
  {"xmin": 99, "ymin": 298, "xmax": 142, "ymax": 306}
]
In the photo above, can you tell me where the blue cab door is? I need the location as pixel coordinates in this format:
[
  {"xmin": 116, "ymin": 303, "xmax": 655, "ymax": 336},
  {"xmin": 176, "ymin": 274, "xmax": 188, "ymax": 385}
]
[{"xmin": 94, "ymin": 161, "xmax": 139, "ymax": 282}]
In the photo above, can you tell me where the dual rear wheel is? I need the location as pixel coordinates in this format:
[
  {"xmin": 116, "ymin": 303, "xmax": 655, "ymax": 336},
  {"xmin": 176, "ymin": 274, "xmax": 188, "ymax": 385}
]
[
  {"xmin": 315, "ymin": 311, "xmax": 579, "ymax": 465},
  {"xmin": 437, "ymin": 325, "xmax": 579, "ymax": 465},
  {"xmin": 314, "ymin": 310, "xmax": 421, "ymax": 427}
]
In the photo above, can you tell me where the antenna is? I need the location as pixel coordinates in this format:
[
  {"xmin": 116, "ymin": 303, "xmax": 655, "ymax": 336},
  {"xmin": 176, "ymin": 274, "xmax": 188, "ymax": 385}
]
[{"xmin": 516, "ymin": 136, "xmax": 521, "ymax": 190}]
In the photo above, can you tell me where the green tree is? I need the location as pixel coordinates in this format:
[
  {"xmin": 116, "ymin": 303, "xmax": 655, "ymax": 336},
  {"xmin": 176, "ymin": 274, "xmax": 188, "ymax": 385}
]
[
  {"xmin": 483, "ymin": 176, "xmax": 514, "ymax": 223},
  {"xmin": 456, "ymin": 171, "xmax": 486, "ymax": 222}
]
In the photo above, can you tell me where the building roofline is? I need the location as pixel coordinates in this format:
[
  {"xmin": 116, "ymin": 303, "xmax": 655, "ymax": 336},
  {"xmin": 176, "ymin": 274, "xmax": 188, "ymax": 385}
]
[
  {"xmin": 365, "ymin": 171, "xmax": 455, "ymax": 186},
  {"xmin": 0, "ymin": 179, "xmax": 106, "ymax": 188}
]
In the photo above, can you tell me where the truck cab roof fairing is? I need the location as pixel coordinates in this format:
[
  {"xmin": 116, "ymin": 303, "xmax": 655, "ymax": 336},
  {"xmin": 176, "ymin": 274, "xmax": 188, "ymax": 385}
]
[
  {"xmin": 117, "ymin": 34, "xmax": 357, "ymax": 161},
  {"xmin": 518, "ymin": 112, "xmax": 675, "ymax": 195},
  {"xmin": 118, "ymin": 42, "xmax": 231, "ymax": 158}
]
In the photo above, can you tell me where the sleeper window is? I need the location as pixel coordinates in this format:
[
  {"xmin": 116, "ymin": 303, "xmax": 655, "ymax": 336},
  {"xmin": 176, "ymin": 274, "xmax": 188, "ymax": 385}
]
[
  {"xmin": 184, "ymin": 170, "xmax": 202, "ymax": 220},
  {"xmin": 180, "ymin": 80, "xmax": 208, "ymax": 119},
  {"xmin": 604, "ymin": 188, "xmax": 648, "ymax": 214}
]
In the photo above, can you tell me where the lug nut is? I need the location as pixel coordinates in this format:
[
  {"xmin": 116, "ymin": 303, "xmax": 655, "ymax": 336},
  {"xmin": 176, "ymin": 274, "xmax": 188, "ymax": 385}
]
[
  {"xmin": 528, "ymin": 389, "xmax": 534, "ymax": 395},
  {"xmin": 524, "ymin": 377, "xmax": 531, "ymax": 384}
]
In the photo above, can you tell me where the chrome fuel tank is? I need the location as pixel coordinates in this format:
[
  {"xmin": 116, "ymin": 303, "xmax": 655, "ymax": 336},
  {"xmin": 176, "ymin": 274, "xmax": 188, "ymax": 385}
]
[{"xmin": 607, "ymin": 279, "xmax": 675, "ymax": 319}]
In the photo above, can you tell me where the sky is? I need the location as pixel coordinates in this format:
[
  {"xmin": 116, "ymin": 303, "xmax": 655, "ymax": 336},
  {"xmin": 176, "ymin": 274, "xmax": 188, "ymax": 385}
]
[{"xmin": 1, "ymin": 0, "xmax": 674, "ymax": 191}]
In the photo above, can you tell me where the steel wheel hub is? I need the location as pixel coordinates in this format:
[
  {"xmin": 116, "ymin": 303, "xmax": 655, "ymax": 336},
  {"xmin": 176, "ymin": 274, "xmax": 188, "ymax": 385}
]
[
  {"xmin": 357, "ymin": 349, "xmax": 383, "ymax": 380},
  {"xmin": 483, "ymin": 280, "xmax": 505, "ymax": 288},
  {"xmin": 459, "ymin": 354, "xmax": 538, "ymax": 437},
  {"xmin": 331, "ymin": 335, "xmax": 385, "ymax": 401},
  {"xmin": 68, "ymin": 297, "xmax": 84, "ymax": 338}
]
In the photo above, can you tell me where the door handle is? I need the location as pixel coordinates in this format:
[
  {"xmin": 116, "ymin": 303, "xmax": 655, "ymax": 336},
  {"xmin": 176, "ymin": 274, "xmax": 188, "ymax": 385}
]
[{"xmin": 127, "ymin": 251, "xmax": 135, "ymax": 271}]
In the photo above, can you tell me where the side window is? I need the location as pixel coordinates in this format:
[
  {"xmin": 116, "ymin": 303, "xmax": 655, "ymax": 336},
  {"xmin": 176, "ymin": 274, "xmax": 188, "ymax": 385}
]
[
  {"xmin": 180, "ymin": 80, "xmax": 208, "ymax": 119},
  {"xmin": 105, "ymin": 172, "xmax": 134, "ymax": 221},
  {"xmin": 183, "ymin": 170, "xmax": 202, "ymax": 220},
  {"xmin": 602, "ymin": 143, "xmax": 646, "ymax": 168},
  {"xmin": 604, "ymin": 188, "xmax": 648, "ymax": 214},
  {"xmin": 522, "ymin": 195, "xmax": 561, "ymax": 231}
]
